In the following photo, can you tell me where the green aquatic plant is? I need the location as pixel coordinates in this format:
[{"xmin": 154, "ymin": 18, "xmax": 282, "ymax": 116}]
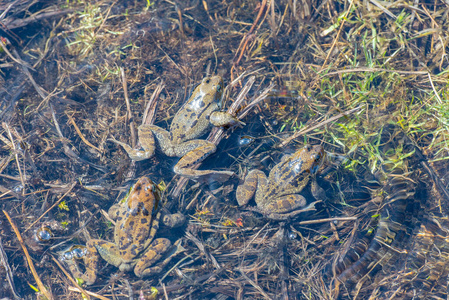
[{"xmin": 66, "ymin": 4, "xmax": 107, "ymax": 58}]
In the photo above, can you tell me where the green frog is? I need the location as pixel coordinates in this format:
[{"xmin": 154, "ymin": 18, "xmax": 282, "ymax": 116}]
[
  {"xmin": 65, "ymin": 177, "xmax": 184, "ymax": 285},
  {"xmin": 114, "ymin": 76, "xmax": 240, "ymax": 181},
  {"xmin": 236, "ymin": 144, "xmax": 326, "ymax": 220}
]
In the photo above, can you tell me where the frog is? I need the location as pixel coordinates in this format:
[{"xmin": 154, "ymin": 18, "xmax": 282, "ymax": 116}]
[
  {"xmin": 113, "ymin": 76, "xmax": 241, "ymax": 181},
  {"xmin": 65, "ymin": 177, "xmax": 184, "ymax": 285},
  {"xmin": 236, "ymin": 144, "xmax": 327, "ymax": 220}
]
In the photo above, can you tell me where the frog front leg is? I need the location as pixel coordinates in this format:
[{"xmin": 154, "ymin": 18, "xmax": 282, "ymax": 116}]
[
  {"xmin": 310, "ymin": 178, "xmax": 327, "ymax": 201},
  {"xmin": 236, "ymin": 170, "xmax": 267, "ymax": 206},
  {"xmin": 173, "ymin": 139, "xmax": 234, "ymax": 180}
]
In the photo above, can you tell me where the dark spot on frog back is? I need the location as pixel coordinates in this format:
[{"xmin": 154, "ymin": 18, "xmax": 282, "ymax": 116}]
[
  {"xmin": 283, "ymin": 169, "xmax": 308, "ymax": 188},
  {"xmin": 189, "ymin": 118, "xmax": 198, "ymax": 128},
  {"xmin": 130, "ymin": 244, "xmax": 138, "ymax": 256}
]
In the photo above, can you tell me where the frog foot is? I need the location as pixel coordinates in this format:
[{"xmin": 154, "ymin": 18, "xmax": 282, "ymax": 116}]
[
  {"xmin": 109, "ymin": 136, "xmax": 156, "ymax": 161},
  {"xmin": 210, "ymin": 111, "xmax": 245, "ymax": 127}
]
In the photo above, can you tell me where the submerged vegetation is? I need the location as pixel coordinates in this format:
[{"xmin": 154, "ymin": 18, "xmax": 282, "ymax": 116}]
[{"xmin": 0, "ymin": 0, "xmax": 449, "ymax": 299}]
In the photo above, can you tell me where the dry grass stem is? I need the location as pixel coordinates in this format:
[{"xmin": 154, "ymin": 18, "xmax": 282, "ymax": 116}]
[
  {"xmin": 24, "ymin": 181, "xmax": 77, "ymax": 233},
  {"xmin": 3, "ymin": 210, "xmax": 53, "ymax": 300},
  {"xmin": 279, "ymin": 105, "xmax": 363, "ymax": 147},
  {"xmin": 2, "ymin": 0, "xmax": 449, "ymax": 298},
  {"xmin": 121, "ymin": 67, "xmax": 137, "ymax": 148},
  {"xmin": 66, "ymin": 113, "xmax": 101, "ymax": 153}
]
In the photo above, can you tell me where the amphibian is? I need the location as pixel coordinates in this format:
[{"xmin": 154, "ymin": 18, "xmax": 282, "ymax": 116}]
[
  {"xmin": 65, "ymin": 177, "xmax": 183, "ymax": 285},
  {"xmin": 114, "ymin": 76, "xmax": 240, "ymax": 181},
  {"xmin": 236, "ymin": 144, "xmax": 326, "ymax": 219}
]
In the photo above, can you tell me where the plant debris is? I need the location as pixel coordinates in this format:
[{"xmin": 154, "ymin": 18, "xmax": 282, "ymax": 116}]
[{"xmin": 1, "ymin": 0, "xmax": 449, "ymax": 299}]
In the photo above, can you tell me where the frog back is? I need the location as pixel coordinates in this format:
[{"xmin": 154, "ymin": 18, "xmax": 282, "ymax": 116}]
[
  {"xmin": 169, "ymin": 76, "xmax": 223, "ymax": 143},
  {"xmin": 267, "ymin": 164, "xmax": 311, "ymax": 199},
  {"xmin": 169, "ymin": 99, "xmax": 219, "ymax": 142},
  {"xmin": 114, "ymin": 209, "xmax": 154, "ymax": 251}
]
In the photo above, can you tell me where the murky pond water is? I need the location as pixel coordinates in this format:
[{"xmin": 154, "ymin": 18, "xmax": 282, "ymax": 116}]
[{"xmin": 1, "ymin": 0, "xmax": 449, "ymax": 299}]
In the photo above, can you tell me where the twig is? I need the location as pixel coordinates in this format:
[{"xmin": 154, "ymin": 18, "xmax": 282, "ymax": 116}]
[
  {"xmin": 142, "ymin": 82, "xmax": 165, "ymax": 126},
  {"xmin": 237, "ymin": 222, "xmax": 270, "ymax": 256},
  {"xmin": 0, "ymin": 0, "xmax": 21, "ymax": 21},
  {"xmin": 298, "ymin": 216, "xmax": 357, "ymax": 226},
  {"xmin": 24, "ymin": 181, "xmax": 77, "ymax": 233},
  {"xmin": 278, "ymin": 105, "xmax": 363, "ymax": 148},
  {"xmin": 51, "ymin": 256, "xmax": 92, "ymax": 300},
  {"xmin": 320, "ymin": 1, "xmax": 353, "ymax": 71},
  {"xmin": 228, "ymin": 76, "xmax": 256, "ymax": 116},
  {"xmin": 50, "ymin": 104, "xmax": 106, "ymax": 172},
  {"xmin": 2, "ymin": 122, "xmax": 25, "ymax": 195},
  {"xmin": 185, "ymin": 189, "xmax": 202, "ymax": 211},
  {"xmin": 3, "ymin": 210, "xmax": 53, "ymax": 300},
  {"xmin": 319, "ymin": 67, "xmax": 428, "ymax": 76},
  {"xmin": 162, "ymin": 283, "xmax": 169, "ymax": 300},
  {"xmin": 0, "ymin": 236, "xmax": 22, "ymax": 299},
  {"xmin": 185, "ymin": 231, "xmax": 221, "ymax": 269},
  {"xmin": 427, "ymin": 73, "xmax": 443, "ymax": 105},
  {"xmin": 370, "ymin": 0, "xmax": 397, "ymax": 19},
  {"xmin": 121, "ymin": 67, "xmax": 137, "ymax": 148},
  {"xmin": 0, "ymin": 38, "xmax": 33, "ymax": 69},
  {"xmin": 153, "ymin": 269, "xmax": 226, "ymax": 293},
  {"xmin": 66, "ymin": 113, "xmax": 101, "ymax": 153},
  {"xmin": 238, "ymin": 269, "xmax": 272, "ymax": 300},
  {"xmin": 238, "ymin": 81, "xmax": 274, "ymax": 120},
  {"xmin": 232, "ymin": 0, "xmax": 269, "ymax": 68},
  {"xmin": 67, "ymin": 286, "xmax": 111, "ymax": 300},
  {"xmin": 2, "ymin": 9, "xmax": 73, "ymax": 30},
  {"xmin": 11, "ymin": 50, "xmax": 48, "ymax": 100}
]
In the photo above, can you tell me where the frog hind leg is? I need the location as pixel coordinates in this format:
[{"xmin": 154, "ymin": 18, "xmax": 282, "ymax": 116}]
[
  {"xmin": 263, "ymin": 194, "xmax": 307, "ymax": 214},
  {"xmin": 236, "ymin": 170, "xmax": 267, "ymax": 206},
  {"xmin": 64, "ymin": 240, "xmax": 101, "ymax": 285},
  {"xmin": 93, "ymin": 239, "xmax": 134, "ymax": 271},
  {"xmin": 146, "ymin": 125, "xmax": 178, "ymax": 156},
  {"xmin": 134, "ymin": 238, "xmax": 172, "ymax": 277},
  {"xmin": 111, "ymin": 125, "xmax": 158, "ymax": 161},
  {"xmin": 173, "ymin": 140, "xmax": 234, "ymax": 181}
]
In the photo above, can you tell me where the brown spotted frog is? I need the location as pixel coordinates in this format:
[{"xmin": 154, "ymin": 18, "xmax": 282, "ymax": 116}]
[
  {"xmin": 236, "ymin": 144, "xmax": 326, "ymax": 220},
  {"xmin": 114, "ymin": 76, "xmax": 240, "ymax": 181},
  {"xmin": 65, "ymin": 177, "xmax": 184, "ymax": 285}
]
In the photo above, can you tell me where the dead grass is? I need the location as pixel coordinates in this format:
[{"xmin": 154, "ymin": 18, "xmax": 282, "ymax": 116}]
[{"xmin": 0, "ymin": 0, "xmax": 449, "ymax": 299}]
